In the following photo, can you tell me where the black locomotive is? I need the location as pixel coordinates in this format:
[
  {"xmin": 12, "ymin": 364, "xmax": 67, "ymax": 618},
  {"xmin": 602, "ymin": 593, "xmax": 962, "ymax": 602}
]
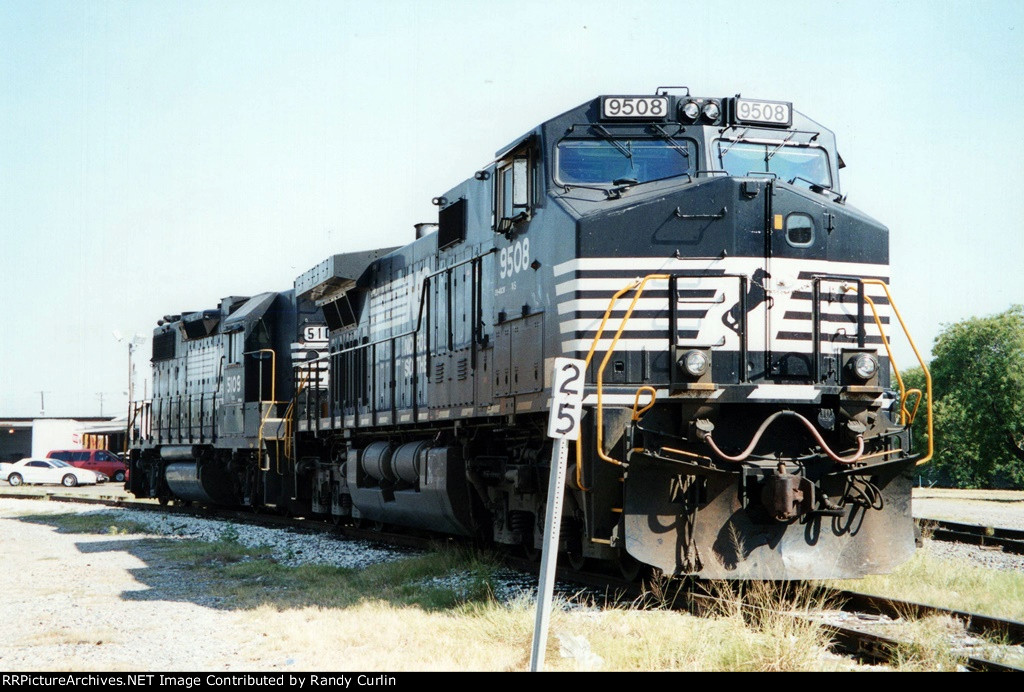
[{"xmin": 128, "ymin": 89, "xmax": 931, "ymax": 579}]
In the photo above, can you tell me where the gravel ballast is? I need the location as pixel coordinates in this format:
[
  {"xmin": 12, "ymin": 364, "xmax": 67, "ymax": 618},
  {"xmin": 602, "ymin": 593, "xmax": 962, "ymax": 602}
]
[{"xmin": 913, "ymin": 490, "xmax": 1024, "ymax": 572}]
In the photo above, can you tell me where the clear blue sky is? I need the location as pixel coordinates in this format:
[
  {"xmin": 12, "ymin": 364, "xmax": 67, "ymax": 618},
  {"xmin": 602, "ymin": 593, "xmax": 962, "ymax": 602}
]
[{"xmin": 1, "ymin": 0, "xmax": 1021, "ymax": 416}]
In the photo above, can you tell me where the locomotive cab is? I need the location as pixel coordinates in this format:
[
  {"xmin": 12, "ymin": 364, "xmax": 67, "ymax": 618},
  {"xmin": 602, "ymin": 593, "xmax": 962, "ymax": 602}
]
[{"xmin": 497, "ymin": 92, "xmax": 925, "ymax": 578}]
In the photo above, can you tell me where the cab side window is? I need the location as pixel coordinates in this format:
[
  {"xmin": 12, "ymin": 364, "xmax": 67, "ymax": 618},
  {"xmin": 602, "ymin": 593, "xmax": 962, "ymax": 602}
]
[
  {"xmin": 227, "ymin": 331, "xmax": 243, "ymax": 364},
  {"xmin": 498, "ymin": 159, "xmax": 529, "ymax": 218},
  {"xmin": 495, "ymin": 140, "xmax": 536, "ymax": 234}
]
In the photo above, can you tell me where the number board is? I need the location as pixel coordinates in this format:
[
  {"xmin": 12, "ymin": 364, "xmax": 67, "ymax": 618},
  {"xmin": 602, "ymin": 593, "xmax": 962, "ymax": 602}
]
[
  {"xmin": 547, "ymin": 357, "xmax": 586, "ymax": 440},
  {"xmin": 303, "ymin": 325, "xmax": 328, "ymax": 342},
  {"xmin": 601, "ymin": 96, "xmax": 668, "ymax": 120},
  {"xmin": 734, "ymin": 98, "xmax": 792, "ymax": 127}
]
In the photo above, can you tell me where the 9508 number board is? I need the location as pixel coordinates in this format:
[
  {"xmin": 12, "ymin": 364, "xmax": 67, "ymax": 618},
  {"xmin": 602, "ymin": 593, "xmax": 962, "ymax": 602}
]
[{"xmin": 601, "ymin": 96, "xmax": 668, "ymax": 119}]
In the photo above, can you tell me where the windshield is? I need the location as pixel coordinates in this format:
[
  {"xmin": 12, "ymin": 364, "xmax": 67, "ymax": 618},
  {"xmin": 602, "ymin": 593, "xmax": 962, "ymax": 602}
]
[
  {"xmin": 557, "ymin": 138, "xmax": 694, "ymax": 185},
  {"xmin": 717, "ymin": 141, "xmax": 831, "ymax": 187},
  {"xmin": 51, "ymin": 460, "xmax": 70, "ymax": 467}
]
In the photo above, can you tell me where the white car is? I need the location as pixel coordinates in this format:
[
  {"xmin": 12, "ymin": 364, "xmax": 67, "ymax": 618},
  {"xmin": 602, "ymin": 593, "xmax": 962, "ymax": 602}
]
[{"xmin": 0, "ymin": 457, "xmax": 101, "ymax": 488}]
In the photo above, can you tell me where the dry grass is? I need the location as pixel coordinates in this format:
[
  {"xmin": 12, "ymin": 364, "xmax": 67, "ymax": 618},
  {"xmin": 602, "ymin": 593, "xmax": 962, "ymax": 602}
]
[
  {"xmin": 687, "ymin": 581, "xmax": 843, "ymax": 671},
  {"xmin": 227, "ymin": 575, "xmax": 856, "ymax": 671},
  {"xmin": 880, "ymin": 615, "xmax": 968, "ymax": 671},
  {"xmin": 21, "ymin": 626, "xmax": 121, "ymax": 647},
  {"xmin": 238, "ymin": 600, "xmax": 533, "ymax": 671},
  {"xmin": 233, "ymin": 598, "xmax": 856, "ymax": 671}
]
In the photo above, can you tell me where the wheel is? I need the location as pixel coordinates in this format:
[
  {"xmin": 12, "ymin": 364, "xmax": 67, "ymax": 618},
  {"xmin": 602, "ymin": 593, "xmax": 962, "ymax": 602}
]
[
  {"xmin": 566, "ymin": 551, "xmax": 587, "ymax": 571},
  {"xmin": 618, "ymin": 552, "xmax": 646, "ymax": 581},
  {"xmin": 8, "ymin": 473, "xmax": 22, "ymax": 487},
  {"xmin": 62, "ymin": 474, "xmax": 79, "ymax": 488},
  {"xmin": 521, "ymin": 543, "xmax": 542, "ymax": 562},
  {"xmin": 113, "ymin": 471, "xmax": 126, "ymax": 483}
]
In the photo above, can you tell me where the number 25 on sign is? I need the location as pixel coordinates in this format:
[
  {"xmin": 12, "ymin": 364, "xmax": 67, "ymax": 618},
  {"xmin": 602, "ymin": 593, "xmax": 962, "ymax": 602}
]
[{"xmin": 547, "ymin": 357, "xmax": 585, "ymax": 440}]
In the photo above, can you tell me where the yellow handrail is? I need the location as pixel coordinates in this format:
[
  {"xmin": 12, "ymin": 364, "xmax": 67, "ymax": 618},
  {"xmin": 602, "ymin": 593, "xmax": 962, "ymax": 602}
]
[
  {"xmin": 902, "ymin": 388, "xmax": 923, "ymax": 425},
  {"xmin": 848, "ymin": 280, "xmax": 933, "ymax": 466},
  {"xmin": 280, "ymin": 365, "xmax": 316, "ymax": 463},
  {"xmin": 631, "ymin": 386, "xmax": 658, "ymax": 421},
  {"xmin": 574, "ymin": 274, "xmax": 670, "ymax": 490},
  {"xmin": 860, "ymin": 294, "xmax": 909, "ymax": 422},
  {"xmin": 248, "ymin": 348, "xmax": 277, "ymax": 472}
]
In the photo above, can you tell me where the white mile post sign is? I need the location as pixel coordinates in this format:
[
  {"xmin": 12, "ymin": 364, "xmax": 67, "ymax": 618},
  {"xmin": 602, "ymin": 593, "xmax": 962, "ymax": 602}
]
[{"xmin": 530, "ymin": 357, "xmax": 586, "ymax": 671}]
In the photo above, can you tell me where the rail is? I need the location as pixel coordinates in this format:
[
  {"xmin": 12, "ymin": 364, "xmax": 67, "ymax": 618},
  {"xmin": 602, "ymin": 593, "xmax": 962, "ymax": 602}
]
[
  {"xmin": 246, "ymin": 348, "xmax": 282, "ymax": 472},
  {"xmin": 300, "ymin": 250, "xmax": 491, "ymax": 426},
  {"xmin": 845, "ymin": 280, "xmax": 933, "ymax": 466},
  {"xmin": 126, "ymin": 399, "xmax": 153, "ymax": 448},
  {"xmin": 281, "ymin": 367, "xmax": 316, "ymax": 463}
]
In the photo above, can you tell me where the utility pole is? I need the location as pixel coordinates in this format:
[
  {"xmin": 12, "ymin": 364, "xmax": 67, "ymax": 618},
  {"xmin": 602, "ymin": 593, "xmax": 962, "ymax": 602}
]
[
  {"xmin": 114, "ymin": 332, "xmax": 146, "ymax": 410},
  {"xmin": 37, "ymin": 391, "xmax": 48, "ymax": 417}
]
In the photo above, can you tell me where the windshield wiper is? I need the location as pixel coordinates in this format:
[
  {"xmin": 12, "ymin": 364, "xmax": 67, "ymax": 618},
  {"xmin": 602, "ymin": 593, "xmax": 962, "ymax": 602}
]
[
  {"xmin": 559, "ymin": 182, "xmax": 621, "ymax": 200},
  {"xmin": 788, "ymin": 175, "xmax": 832, "ymax": 190},
  {"xmin": 765, "ymin": 132, "xmax": 798, "ymax": 162},
  {"xmin": 648, "ymin": 123, "xmax": 690, "ymax": 161},
  {"xmin": 717, "ymin": 128, "xmax": 750, "ymax": 158},
  {"xmin": 765, "ymin": 130, "xmax": 821, "ymax": 161},
  {"xmin": 591, "ymin": 125, "xmax": 633, "ymax": 160},
  {"xmin": 787, "ymin": 175, "xmax": 844, "ymax": 203}
]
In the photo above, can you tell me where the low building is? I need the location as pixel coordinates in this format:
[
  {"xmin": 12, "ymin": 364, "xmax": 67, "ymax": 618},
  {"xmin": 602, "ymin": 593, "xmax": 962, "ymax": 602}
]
[{"xmin": 0, "ymin": 417, "xmax": 126, "ymax": 462}]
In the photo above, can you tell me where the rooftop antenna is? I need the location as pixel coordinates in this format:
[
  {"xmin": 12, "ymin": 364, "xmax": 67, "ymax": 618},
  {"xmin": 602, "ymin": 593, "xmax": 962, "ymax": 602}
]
[{"xmin": 655, "ymin": 85, "xmax": 690, "ymax": 96}]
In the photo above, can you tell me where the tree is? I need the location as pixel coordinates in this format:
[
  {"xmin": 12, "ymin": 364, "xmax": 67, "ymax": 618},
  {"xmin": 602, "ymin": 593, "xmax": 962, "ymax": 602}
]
[{"xmin": 915, "ymin": 306, "xmax": 1024, "ymax": 488}]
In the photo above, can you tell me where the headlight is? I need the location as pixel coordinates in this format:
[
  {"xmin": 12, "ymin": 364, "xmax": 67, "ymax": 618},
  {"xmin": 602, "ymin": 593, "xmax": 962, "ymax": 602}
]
[
  {"xmin": 680, "ymin": 101, "xmax": 700, "ymax": 122},
  {"xmin": 680, "ymin": 350, "xmax": 710, "ymax": 377},
  {"xmin": 851, "ymin": 354, "xmax": 878, "ymax": 380},
  {"xmin": 701, "ymin": 101, "xmax": 721, "ymax": 122}
]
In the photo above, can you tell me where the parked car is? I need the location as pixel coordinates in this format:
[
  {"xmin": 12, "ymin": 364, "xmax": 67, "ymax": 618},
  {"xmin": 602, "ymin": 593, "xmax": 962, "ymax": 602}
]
[
  {"xmin": 0, "ymin": 458, "xmax": 101, "ymax": 487},
  {"xmin": 47, "ymin": 449, "xmax": 127, "ymax": 482}
]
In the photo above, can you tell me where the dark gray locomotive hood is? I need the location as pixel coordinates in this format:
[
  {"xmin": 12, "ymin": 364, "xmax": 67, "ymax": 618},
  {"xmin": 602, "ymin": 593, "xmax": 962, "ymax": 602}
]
[
  {"xmin": 567, "ymin": 176, "xmax": 888, "ymax": 265},
  {"xmin": 221, "ymin": 292, "xmax": 278, "ymax": 334}
]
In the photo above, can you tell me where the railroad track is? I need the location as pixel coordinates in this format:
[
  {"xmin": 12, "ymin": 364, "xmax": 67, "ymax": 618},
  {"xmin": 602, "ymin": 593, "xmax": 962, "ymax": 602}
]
[
  {"xmin": 825, "ymin": 590, "xmax": 1023, "ymax": 671},
  {"xmin": 4, "ymin": 491, "xmax": 1022, "ymax": 671},
  {"xmin": 513, "ymin": 562, "xmax": 1024, "ymax": 671},
  {"xmin": 921, "ymin": 517, "xmax": 1024, "ymax": 555}
]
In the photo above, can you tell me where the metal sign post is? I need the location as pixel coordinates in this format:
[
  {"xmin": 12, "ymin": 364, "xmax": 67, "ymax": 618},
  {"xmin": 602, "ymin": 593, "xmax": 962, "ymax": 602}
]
[{"xmin": 530, "ymin": 357, "xmax": 585, "ymax": 672}]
